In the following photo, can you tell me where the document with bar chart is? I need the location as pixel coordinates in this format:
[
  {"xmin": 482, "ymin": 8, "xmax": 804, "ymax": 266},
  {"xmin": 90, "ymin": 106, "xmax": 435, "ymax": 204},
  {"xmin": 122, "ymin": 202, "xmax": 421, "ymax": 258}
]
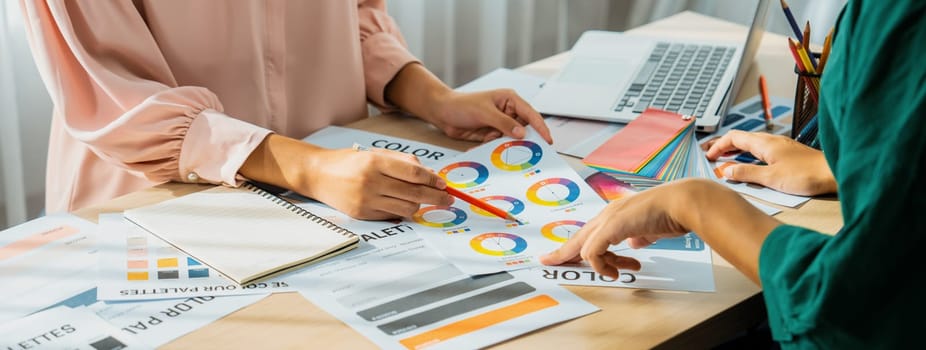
[
  {"xmin": 0, "ymin": 213, "xmax": 99, "ymax": 324},
  {"xmin": 96, "ymin": 214, "xmax": 294, "ymax": 301},
  {"xmin": 290, "ymin": 201, "xmax": 597, "ymax": 350}
]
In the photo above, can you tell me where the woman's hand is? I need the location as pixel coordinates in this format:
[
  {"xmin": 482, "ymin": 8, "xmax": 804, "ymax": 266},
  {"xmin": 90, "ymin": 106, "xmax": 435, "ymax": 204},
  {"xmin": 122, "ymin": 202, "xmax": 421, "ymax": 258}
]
[
  {"xmin": 385, "ymin": 63, "xmax": 553, "ymax": 144},
  {"xmin": 541, "ymin": 178, "xmax": 780, "ymax": 284},
  {"xmin": 426, "ymin": 89, "xmax": 553, "ymax": 144},
  {"xmin": 240, "ymin": 134, "xmax": 452, "ymax": 220},
  {"xmin": 704, "ymin": 131, "xmax": 836, "ymax": 196}
]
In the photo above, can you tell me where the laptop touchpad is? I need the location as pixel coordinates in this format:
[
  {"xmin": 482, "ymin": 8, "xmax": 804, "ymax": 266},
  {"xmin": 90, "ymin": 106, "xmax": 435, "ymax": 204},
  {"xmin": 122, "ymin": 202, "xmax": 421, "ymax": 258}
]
[{"xmin": 558, "ymin": 57, "xmax": 632, "ymax": 87}]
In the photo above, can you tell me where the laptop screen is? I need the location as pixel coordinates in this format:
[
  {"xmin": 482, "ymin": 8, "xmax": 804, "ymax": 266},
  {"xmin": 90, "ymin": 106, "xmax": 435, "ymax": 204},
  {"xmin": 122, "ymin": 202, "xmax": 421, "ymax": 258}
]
[{"xmin": 717, "ymin": 0, "xmax": 771, "ymax": 119}]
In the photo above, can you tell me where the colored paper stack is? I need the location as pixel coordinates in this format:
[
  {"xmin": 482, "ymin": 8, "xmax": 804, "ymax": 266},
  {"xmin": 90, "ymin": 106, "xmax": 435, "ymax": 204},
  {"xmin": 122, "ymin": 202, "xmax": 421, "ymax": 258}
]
[{"xmin": 582, "ymin": 108, "xmax": 705, "ymax": 183}]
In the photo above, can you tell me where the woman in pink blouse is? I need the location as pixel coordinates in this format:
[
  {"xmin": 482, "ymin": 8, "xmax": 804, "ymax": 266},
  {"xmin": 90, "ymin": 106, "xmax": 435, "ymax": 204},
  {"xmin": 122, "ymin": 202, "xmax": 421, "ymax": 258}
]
[{"xmin": 21, "ymin": 0, "xmax": 551, "ymax": 219}]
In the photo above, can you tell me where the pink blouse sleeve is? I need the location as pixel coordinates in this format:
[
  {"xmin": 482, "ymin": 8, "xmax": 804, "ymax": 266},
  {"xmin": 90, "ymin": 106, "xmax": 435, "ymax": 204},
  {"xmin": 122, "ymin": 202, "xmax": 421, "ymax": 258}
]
[
  {"xmin": 19, "ymin": 0, "xmax": 271, "ymax": 187},
  {"xmin": 357, "ymin": 0, "xmax": 421, "ymax": 108}
]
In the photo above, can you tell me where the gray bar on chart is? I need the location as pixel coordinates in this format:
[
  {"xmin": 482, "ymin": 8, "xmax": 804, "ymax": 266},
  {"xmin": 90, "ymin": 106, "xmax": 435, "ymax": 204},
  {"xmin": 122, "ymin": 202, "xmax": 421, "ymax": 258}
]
[
  {"xmin": 376, "ymin": 281, "xmax": 536, "ymax": 336},
  {"xmin": 357, "ymin": 271, "xmax": 514, "ymax": 321},
  {"xmin": 337, "ymin": 264, "xmax": 463, "ymax": 309}
]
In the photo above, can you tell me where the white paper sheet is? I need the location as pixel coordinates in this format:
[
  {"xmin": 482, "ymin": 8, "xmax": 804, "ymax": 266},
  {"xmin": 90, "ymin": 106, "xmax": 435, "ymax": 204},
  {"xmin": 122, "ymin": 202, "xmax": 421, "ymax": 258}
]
[
  {"xmin": 0, "ymin": 214, "xmax": 100, "ymax": 323},
  {"xmin": 0, "ymin": 306, "xmax": 146, "ymax": 350},
  {"xmin": 288, "ymin": 201, "xmax": 598, "ymax": 350},
  {"xmin": 96, "ymin": 214, "xmax": 294, "ymax": 301},
  {"xmin": 454, "ymin": 68, "xmax": 545, "ymax": 99},
  {"xmin": 89, "ymin": 294, "xmax": 266, "ymax": 348},
  {"xmin": 303, "ymin": 126, "xmax": 461, "ymax": 165}
]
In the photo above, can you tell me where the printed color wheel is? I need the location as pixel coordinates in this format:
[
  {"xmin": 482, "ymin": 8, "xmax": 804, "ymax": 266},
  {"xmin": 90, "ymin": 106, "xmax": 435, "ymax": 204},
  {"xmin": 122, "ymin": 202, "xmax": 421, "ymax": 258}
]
[
  {"xmin": 526, "ymin": 178, "xmax": 581, "ymax": 206},
  {"xmin": 439, "ymin": 161, "xmax": 490, "ymax": 188},
  {"xmin": 490, "ymin": 140, "xmax": 543, "ymax": 171},
  {"xmin": 541, "ymin": 220, "xmax": 585, "ymax": 243},
  {"xmin": 413, "ymin": 206, "xmax": 467, "ymax": 228},
  {"xmin": 470, "ymin": 233, "xmax": 528, "ymax": 256},
  {"xmin": 470, "ymin": 195, "xmax": 525, "ymax": 217}
]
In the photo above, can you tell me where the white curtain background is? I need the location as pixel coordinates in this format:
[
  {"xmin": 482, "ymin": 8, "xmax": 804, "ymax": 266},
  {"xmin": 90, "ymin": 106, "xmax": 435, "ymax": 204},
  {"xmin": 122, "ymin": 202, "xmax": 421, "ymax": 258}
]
[{"xmin": 0, "ymin": 0, "xmax": 844, "ymax": 229}]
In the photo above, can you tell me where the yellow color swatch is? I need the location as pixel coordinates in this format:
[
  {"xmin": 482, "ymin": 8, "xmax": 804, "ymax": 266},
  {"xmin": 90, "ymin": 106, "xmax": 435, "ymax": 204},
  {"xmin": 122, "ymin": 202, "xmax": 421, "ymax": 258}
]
[
  {"xmin": 157, "ymin": 258, "xmax": 178, "ymax": 268},
  {"xmin": 127, "ymin": 272, "xmax": 149, "ymax": 281}
]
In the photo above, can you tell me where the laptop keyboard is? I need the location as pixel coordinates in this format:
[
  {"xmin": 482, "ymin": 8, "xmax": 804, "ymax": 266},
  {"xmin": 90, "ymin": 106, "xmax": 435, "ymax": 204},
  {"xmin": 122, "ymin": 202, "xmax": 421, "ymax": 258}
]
[{"xmin": 614, "ymin": 42, "xmax": 735, "ymax": 118}]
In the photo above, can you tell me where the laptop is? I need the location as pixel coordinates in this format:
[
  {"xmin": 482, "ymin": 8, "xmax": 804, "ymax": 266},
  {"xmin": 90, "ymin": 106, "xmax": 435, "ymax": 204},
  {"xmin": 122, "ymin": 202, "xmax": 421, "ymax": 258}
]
[{"xmin": 532, "ymin": 0, "xmax": 769, "ymax": 132}]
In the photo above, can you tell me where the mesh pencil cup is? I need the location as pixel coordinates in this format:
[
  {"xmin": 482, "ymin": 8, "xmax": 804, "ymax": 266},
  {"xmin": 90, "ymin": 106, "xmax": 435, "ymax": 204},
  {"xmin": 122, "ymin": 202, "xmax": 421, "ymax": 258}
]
[{"xmin": 791, "ymin": 53, "xmax": 822, "ymax": 139}]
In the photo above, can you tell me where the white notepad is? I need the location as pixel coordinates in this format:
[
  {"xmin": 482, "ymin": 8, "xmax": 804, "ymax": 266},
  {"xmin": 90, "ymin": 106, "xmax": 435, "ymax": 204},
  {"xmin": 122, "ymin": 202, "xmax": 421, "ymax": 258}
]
[{"xmin": 124, "ymin": 183, "xmax": 358, "ymax": 285}]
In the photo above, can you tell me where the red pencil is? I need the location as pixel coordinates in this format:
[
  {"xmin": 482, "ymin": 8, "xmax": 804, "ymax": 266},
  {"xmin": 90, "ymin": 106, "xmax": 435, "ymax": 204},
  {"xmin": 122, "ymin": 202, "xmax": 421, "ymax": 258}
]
[
  {"xmin": 758, "ymin": 75, "xmax": 773, "ymax": 130},
  {"xmin": 444, "ymin": 186, "xmax": 523, "ymax": 223},
  {"xmin": 787, "ymin": 38, "xmax": 819, "ymax": 104}
]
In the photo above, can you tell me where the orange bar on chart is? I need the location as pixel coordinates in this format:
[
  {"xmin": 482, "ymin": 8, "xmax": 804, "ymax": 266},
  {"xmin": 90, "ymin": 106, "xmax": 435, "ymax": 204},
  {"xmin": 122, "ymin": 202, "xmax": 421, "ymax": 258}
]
[
  {"xmin": 0, "ymin": 225, "xmax": 78, "ymax": 261},
  {"xmin": 399, "ymin": 295, "xmax": 559, "ymax": 350},
  {"xmin": 127, "ymin": 272, "xmax": 149, "ymax": 281}
]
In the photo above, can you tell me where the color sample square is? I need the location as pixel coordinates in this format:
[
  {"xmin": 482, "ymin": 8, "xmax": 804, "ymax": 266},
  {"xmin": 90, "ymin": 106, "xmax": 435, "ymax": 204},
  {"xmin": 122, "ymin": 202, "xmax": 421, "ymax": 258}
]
[
  {"xmin": 127, "ymin": 248, "xmax": 146, "ymax": 257},
  {"xmin": 158, "ymin": 247, "xmax": 177, "ymax": 256},
  {"xmin": 157, "ymin": 258, "xmax": 178, "ymax": 268},
  {"xmin": 158, "ymin": 270, "xmax": 179, "ymax": 279},
  {"xmin": 126, "ymin": 237, "xmax": 146, "ymax": 247},
  {"xmin": 127, "ymin": 271, "xmax": 149, "ymax": 281},
  {"xmin": 187, "ymin": 257, "xmax": 201, "ymax": 266},
  {"xmin": 188, "ymin": 268, "xmax": 209, "ymax": 278},
  {"xmin": 126, "ymin": 260, "xmax": 148, "ymax": 269}
]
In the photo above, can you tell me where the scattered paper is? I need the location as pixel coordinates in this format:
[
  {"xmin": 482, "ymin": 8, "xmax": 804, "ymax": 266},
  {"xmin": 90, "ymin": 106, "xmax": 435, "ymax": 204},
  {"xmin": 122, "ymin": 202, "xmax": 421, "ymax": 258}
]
[
  {"xmin": 96, "ymin": 214, "xmax": 294, "ymax": 301},
  {"xmin": 289, "ymin": 201, "xmax": 597, "ymax": 350},
  {"xmin": 303, "ymin": 126, "xmax": 461, "ymax": 166},
  {"xmin": 454, "ymin": 68, "xmax": 545, "ymax": 99},
  {"xmin": 0, "ymin": 214, "xmax": 100, "ymax": 323},
  {"xmin": 89, "ymin": 294, "xmax": 266, "ymax": 348},
  {"xmin": 0, "ymin": 306, "xmax": 146, "ymax": 350}
]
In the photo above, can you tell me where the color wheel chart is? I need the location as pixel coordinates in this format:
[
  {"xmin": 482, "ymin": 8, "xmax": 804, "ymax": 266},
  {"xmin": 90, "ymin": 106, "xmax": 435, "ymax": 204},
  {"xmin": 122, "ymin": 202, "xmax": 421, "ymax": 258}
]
[
  {"xmin": 470, "ymin": 195, "xmax": 525, "ymax": 217},
  {"xmin": 413, "ymin": 206, "xmax": 468, "ymax": 228},
  {"xmin": 470, "ymin": 233, "xmax": 528, "ymax": 256},
  {"xmin": 125, "ymin": 236, "xmax": 209, "ymax": 281},
  {"xmin": 439, "ymin": 161, "xmax": 489, "ymax": 188},
  {"xmin": 540, "ymin": 220, "xmax": 585, "ymax": 243},
  {"xmin": 526, "ymin": 178, "xmax": 581, "ymax": 206},
  {"xmin": 407, "ymin": 128, "xmax": 612, "ymax": 275},
  {"xmin": 491, "ymin": 140, "xmax": 543, "ymax": 171}
]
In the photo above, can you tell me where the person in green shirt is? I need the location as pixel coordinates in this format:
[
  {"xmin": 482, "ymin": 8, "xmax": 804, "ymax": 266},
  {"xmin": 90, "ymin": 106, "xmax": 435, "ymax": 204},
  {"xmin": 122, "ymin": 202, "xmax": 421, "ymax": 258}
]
[{"xmin": 541, "ymin": 1, "xmax": 925, "ymax": 347}]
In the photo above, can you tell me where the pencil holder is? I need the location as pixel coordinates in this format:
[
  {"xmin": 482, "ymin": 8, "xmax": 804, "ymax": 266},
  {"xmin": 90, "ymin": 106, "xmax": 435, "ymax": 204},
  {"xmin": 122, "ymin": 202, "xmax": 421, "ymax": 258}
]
[{"xmin": 791, "ymin": 53, "xmax": 821, "ymax": 141}]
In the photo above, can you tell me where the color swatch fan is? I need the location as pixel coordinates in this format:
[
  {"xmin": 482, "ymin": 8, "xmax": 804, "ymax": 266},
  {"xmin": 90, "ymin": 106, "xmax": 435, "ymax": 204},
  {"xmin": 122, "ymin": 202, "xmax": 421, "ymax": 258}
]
[{"xmin": 583, "ymin": 108, "xmax": 696, "ymax": 181}]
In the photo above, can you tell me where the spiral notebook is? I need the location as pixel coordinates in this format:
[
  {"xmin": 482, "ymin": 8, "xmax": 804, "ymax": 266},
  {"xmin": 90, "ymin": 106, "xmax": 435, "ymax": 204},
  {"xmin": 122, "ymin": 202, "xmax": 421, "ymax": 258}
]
[{"xmin": 124, "ymin": 183, "xmax": 358, "ymax": 285}]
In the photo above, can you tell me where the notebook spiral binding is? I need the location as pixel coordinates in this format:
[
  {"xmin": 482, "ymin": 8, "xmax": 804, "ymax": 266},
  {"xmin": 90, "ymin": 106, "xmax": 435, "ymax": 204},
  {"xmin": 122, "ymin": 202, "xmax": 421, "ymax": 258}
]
[{"xmin": 242, "ymin": 182, "xmax": 356, "ymax": 238}]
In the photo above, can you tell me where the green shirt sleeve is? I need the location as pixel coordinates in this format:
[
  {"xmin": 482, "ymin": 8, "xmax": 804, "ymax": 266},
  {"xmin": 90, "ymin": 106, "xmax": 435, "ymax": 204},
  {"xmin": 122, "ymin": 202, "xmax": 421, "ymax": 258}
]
[{"xmin": 757, "ymin": 1, "xmax": 926, "ymax": 347}]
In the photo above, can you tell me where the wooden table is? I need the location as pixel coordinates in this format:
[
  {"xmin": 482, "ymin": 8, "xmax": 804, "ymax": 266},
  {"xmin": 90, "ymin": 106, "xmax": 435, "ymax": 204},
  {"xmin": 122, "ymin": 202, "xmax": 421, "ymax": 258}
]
[{"xmin": 75, "ymin": 11, "xmax": 842, "ymax": 349}]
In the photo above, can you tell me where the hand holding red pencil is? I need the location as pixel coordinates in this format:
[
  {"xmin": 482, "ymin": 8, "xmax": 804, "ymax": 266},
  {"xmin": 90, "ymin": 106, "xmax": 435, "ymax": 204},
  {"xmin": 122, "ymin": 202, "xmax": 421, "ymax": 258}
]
[{"xmin": 352, "ymin": 143, "xmax": 522, "ymax": 223}]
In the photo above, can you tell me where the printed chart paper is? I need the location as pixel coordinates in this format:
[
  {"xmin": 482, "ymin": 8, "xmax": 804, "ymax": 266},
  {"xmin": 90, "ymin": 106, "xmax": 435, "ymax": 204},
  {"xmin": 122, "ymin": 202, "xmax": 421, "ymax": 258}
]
[
  {"xmin": 290, "ymin": 201, "xmax": 598, "ymax": 350},
  {"xmin": 89, "ymin": 294, "xmax": 267, "ymax": 347},
  {"xmin": 97, "ymin": 214, "xmax": 294, "ymax": 301},
  {"xmin": 0, "ymin": 214, "xmax": 99, "ymax": 323},
  {"xmin": 409, "ymin": 128, "xmax": 610, "ymax": 275},
  {"xmin": 0, "ymin": 306, "xmax": 145, "ymax": 350}
]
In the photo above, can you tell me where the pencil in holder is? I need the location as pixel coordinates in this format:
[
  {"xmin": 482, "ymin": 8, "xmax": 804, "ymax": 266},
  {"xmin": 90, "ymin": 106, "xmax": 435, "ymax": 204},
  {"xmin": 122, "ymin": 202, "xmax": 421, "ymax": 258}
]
[{"xmin": 791, "ymin": 53, "xmax": 822, "ymax": 142}]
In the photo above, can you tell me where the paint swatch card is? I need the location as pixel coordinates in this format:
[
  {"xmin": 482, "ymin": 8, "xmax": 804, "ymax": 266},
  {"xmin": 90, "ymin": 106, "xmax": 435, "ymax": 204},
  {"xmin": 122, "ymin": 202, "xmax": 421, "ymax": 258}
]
[
  {"xmin": 583, "ymin": 108, "xmax": 695, "ymax": 178},
  {"xmin": 97, "ymin": 214, "xmax": 294, "ymax": 301}
]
